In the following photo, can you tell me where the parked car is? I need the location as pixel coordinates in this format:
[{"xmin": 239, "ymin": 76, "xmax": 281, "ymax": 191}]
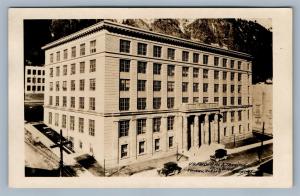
[
  {"xmin": 157, "ymin": 162, "xmax": 182, "ymax": 176},
  {"xmin": 210, "ymin": 149, "xmax": 228, "ymax": 162}
]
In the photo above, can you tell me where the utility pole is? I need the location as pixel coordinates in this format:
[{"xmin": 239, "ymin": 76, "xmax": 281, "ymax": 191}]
[
  {"xmin": 50, "ymin": 129, "xmax": 72, "ymax": 177},
  {"xmin": 103, "ymin": 159, "xmax": 106, "ymax": 177}
]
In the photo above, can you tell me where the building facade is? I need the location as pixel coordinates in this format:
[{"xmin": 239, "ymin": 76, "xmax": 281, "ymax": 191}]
[
  {"xmin": 42, "ymin": 20, "xmax": 253, "ymax": 168},
  {"xmin": 25, "ymin": 65, "xmax": 45, "ymax": 93},
  {"xmin": 253, "ymin": 81, "xmax": 272, "ymax": 135}
]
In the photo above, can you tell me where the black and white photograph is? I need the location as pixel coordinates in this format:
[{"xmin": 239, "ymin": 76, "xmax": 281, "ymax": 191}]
[{"xmin": 8, "ymin": 8, "xmax": 292, "ymax": 188}]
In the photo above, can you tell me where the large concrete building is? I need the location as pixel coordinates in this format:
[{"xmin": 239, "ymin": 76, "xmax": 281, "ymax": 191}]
[
  {"xmin": 42, "ymin": 20, "xmax": 253, "ymax": 168},
  {"xmin": 25, "ymin": 65, "xmax": 45, "ymax": 93}
]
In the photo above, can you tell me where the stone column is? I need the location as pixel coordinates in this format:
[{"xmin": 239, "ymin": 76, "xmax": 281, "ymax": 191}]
[
  {"xmin": 200, "ymin": 116, "xmax": 205, "ymax": 145},
  {"xmin": 130, "ymin": 119, "xmax": 137, "ymax": 160},
  {"xmin": 182, "ymin": 115, "xmax": 188, "ymax": 150},
  {"xmin": 161, "ymin": 116, "xmax": 168, "ymax": 152},
  {"xmin": 194, "ymin": 116, "xmax": 199, "ymax": 148},
  {"xmin": 204, "ymin": 114, "xmax": 209, "ymax": 144}
]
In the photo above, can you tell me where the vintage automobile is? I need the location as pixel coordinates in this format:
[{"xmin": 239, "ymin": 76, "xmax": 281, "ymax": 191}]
[
  {"xmin": 210, "ymin": 149, "xmax": 228, "ymax": 162},
  {"xmin": 157, "ymin": 162, "xmax": 182, "ymax": 176}
]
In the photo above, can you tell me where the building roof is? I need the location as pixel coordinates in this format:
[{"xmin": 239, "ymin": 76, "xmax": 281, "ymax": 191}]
[{"xmin": 42, "ymin": 20, "xmax": 252, "ymax": 60}]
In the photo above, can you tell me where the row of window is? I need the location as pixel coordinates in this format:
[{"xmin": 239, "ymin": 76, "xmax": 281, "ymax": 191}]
[
  {"xmin": 49, "ymin": 59, "xmax": 96, "ymax": 77},
  {"xmin": 119, "ymin": 96, "xmax": 246, "ymax": 111},
  {"xmin": 49, "ymin": 79, "xmax": 96, "ymax": 91},
  {"xmin": 48, "ymin": 112, "xmax": 95, "ymax": 136},
  {"xmin": 26, "ymin": 69, "xmax": 45, "ymax": 75},
  {"xmin": 120, "ymin": 79, "xmax": 243, "ymax": 94},
  {"xmin": 119, "ymin": 39, "xmax": 249, "ymax": 70},
  {"xmin": 120, "ymin": 136, "xmax": 174, "ymax": 158},
  {"xmin": 223, "ymin": 124, "xmax": 250, "ymax": 137},
  {"xmin": 26, "ymin": 85, "xmax": 44, "ymax": 92},
  {"xmin": 49, "ymin": 96, "xmax": 95, "ymax": 110},
  {"xmin": 120, "ymin": 59, "xmax": 245, "ymax": 81},
  {"xmin": 26, "ymin": 77, "xmax": 45, "ymax": 84},
  {"xmin": 49, "ymin": 40, "xmax": 96, "ymax": 63}
]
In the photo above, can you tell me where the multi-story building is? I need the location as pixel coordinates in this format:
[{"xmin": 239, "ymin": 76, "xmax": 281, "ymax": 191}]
[
  {"xmin": 253, "ymin": 81, "xmax": 272, "ymax": 135},
  {"xmin": 42, "ymin": 20, "xmax": 253, "ymax": 168},
  {"xmin": 25, "ymin": 65, "xmax": 45, "ymax": 93}
]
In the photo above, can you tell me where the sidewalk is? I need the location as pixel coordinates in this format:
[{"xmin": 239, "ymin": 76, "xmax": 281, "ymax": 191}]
[{"xmin": 227, "ymin": 139, "xmax": 273, "ymax": 154}]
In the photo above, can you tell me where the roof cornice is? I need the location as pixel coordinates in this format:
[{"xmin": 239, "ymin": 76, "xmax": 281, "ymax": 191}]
[{"xmin": 42, "ymin": 20, "xmax": 253, "ymax": 60}]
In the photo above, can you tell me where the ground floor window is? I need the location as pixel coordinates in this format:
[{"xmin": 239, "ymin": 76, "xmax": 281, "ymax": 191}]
[
  {"xmin": 139, "ymin": 141, "xmax": 145, "ymax": 154},
  {"xmin": 121, "ymin": 144, "xmax": 128, "ymax": 158},
  {"xmin": 169, "ymin": 136, "xmax": 174, "ymax": 148},
  {"xmin": 154, "ymin": 139, "xmax": 160, "ymax": 151}
]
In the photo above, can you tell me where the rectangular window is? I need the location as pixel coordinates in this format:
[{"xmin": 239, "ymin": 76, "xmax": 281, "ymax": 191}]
[
  {"xmin": 153, "ymin": 117, "xmax": 161, "ymax": 132},
  {"xmin": 90, "ymin": 59, "xmax": 96, "ymax": 72},
  {"xmin": 120, "ymin": 59, "xmax": 130, "ymax": 72},
  {"xmin": 231, "ymin": 111, "xmax": 235, "ymax": 122},
  {"xmin": 138, "ymin": 141, "xmax": 145, "ymax": 154},
  {"xmin": 71, "ymin": 46, "xmax": 76, "ymax": 58},
  {"xmin": 80, "ymin": 43, "xmax": 85, "ymax": 56},
  {"xmin": 119, "ymin": 98, "xmax": 130, "ymax": 111},
  {"xmin": 231, "ymin": 97, "xmax": 235, "ymax": 105},
  {"xmin": 223, "ymin": 112, "xmax": 227, "ymax": 122},
  {"xmin": 62, "ymin": 81, "xmax": 67, "ymax": 91},
  {"xmin": 153, "ymin": 46, "xmax": 162, "ymax": 58},
  {"xmin": 155, "ymin": 139, "xmax": 160, "ymax": 151},
  {"xmin": 193, "ymin": 53, "xmax": 199, "ymax": 63},
  {"xmin": 71, "ymin": 63, "xmax": 76, "ymax": 75},
  {"xmin": 223, "ymin": 97, "xmax": 227, "ymax": 105},
  {"xmin": 167, "ymin": 48, "xmax": 175, "ymax": 60},
  {"xmin": 70, "ymin": 116, "xmax": 75, "ymax": 130},
  {"xmin": 137, "ymin": 80, "xmax": 146, "ymax": 91},
  {"xmin": 49, "ymin": 82, "xmax": 53, "ymax": 91},
  {"xmin": 182, "ymin": 67, "xmax": 189, "ymax": 77},
  {"xmin": 168, "ymin": 81, "xmax": 175, "ymax": 92},
  {"xmin": 214, "ymin": 70, "xmax": 219, "ymax": 79},
  {"xmin": 153, "ymin": 97, "xmax": 161, "ymax": 109},
  {"xmin": 238, "ymin": 61, "xmax": 242, "ymax": 70},
  {"xmin": 49, "ymin": 96, "xmax": 53, "ymax": 105},
  {"xmin": 26, "ymin": 69, "xmax": 31, "ymax": 75},
  {"xmin": 238, "ymin": 85, "xmax": 241, "ymax": 93},
  {"xmin": 203, "ymin": 97, "xmax": 208, "ymax": 103},
  {"xmin": 56, "ymin": 81, "xmax": 60, "ymax": 91},
  {"xmin": 193, "ymin": 83, "xmax": 199, "ymax": 92},
  {"xmin": 223, "ymin": 58, "xmax": 227, "ymax": 67},
  {"xmin": 79, "ymin": 118, "xmax": 84, "ymax": 133},
  {"xmin": 89, "ymin": 119, "xmax": 95, "ymax": 136},
  {"xmin": 79, "ymin": 79, "xmax": 85, "ymax": 91},
  {"xmin": 230, "ymin": 60, "xmax": 235, "ymax": 68},
  {"xmin": 223, "ymin": 84, "xmax": 227, "ymax": 93},
  {"xmin": 50, "ymin": 68, "xmax": 53, "ymax": 77},
  {"xmin": 193, "ymin": 97, "xmax": 199, "ymax": 103},
  {"xmin": 121, "ymin": 144, "xmax": 128, "ymax": 158},
  {"xmin": 137, "ymin": 61, "xmax": 147, "ymax": 74},
  {"xmin": 71, "ymin": 80, "xmax": 75, "ymax": 91},
  {"xmin": 223, "ymin": 71, "xmax": 227, "ymax": 80},
  {"xmin": 203, "ymin": 83, "xmax": 208, "ymax": 92},
  {"xmin": 55, "ymin": 96, "xmax": 59, "ymax": 106},
  {"xmin": 50, "ymin": 53, "xmax": 53, "ymax": 63},
  {"xmin": 203, "ymin": 55, "xmax": 209, "ymax": 64},
  {"xmin": 62, "ymin": 115, "xmax": 66, "ymax": 128},
  {"xmin": 33, "ymin": 70, "xmax": 36, "ymax": 75},
  {"xmin": 167, "ymin": 97, "xmax": 175, "ymax": 109},
  {"xmin": 63, "ymin": 49, "xmax": 68, "ymax": 59},
  {"xmin": 169, "ymin": 136, "xmax": 174, "ymax": 148},
  {"xmin": 120, "ymin": 39, "xmax": 130, "ymax": 53},
  {"xmin": 182, "ymin": 82, "xmax": 188, "ymax": 92},
  {"xmin": 119, "ymin": 121, "xmax": 129, "ymax": 137},
  {"xmin": 79, "ymin": 97, "xmax": 85, "ymax": 109},
  {"xmin": 167, "ymin": 65, "xmax": 175, "ymax": 76},
  {"xmin": 214, "ymin": 57, "xmax": 219, "ymax": 66},
  {"xmin": 56, "ymin": 51, "xmax": 60, "ymax": 62},
  {"xmin": 137, "ymin": 98, "xmax": 146, "ymax": 110},
  {"xmin": 153, "ymin": 63, "xmax": 161, "ymax": 74},
  {"xmin": 70, "ymin": 97, "xmax": 75, "ymax": 108},
  {"xmin": 48, "ymin": 112, "xmax": 52, "ymax": 124},
  {"xmin": 90, "ymin": 40, "xmax": 96, "ymax": 53},
  {"xmin": 137, "ymin": 119, "xmax": 146, "ymax": 134},
  {"xmin": 27, "ymin": 85, "xmax": 31, "ymax": 91},
  {"xmin": 63, "ymin": 65, "xmax": 67, "ymax": 75},
  {"xmin": 137, "ymin": 43, "xmax": 147, "ymax": 55},
  {"xmin": 62, "ymin": 96, "xmax": 67, "ymax": 107},
  {"xmin": 38, "ymin": 70, "xmax": 41, "ymax": 75},
  {"xmin": 120, "ymin": 79, "xmax": 130, "ymax": 91},
  {"xmin": 55, "ymin": 113, "xmax": 59, "ymax": 126},
  {"xmin": 56, "ymin": 66, "xmax": 60, "ymax": 77},
  {"xmin": 231, "ymin": 85, "xmax": 235, "ymax": 93},
  {"xmin": 80, "ymin": 62, "xmax": 85, "ymax": 73},
  {"xmin": 214, "ymin": 97, "xmax": 219, "ymax": 103},
  {"xmin": 238, "ymin": 111, "xmax": 242, "ymax": 121},
  {"xmin": 182, "ymin": 97, "xmax": 188, "ymax": 103},
  {"xmin": 182, "ymin": 51, "xmax": 189, "ymax": 62},
  {"xmin": 203, "ymin": 69, "xmax": 208, "ymax": 79},
  {"xmin": 89, "ymin": 97, "xmax": 95, "ymax": 111},
  {"xmin": 153, "ymin": 80, "xmax": 161, "ymax": 91},
  {"xmin": 27, "ymin": 78, "xmax": 31, "ymax": 83},
  {"xmin": 89, "ymin": 78, "xmax": 96, "ymax": 91},
  {"xmin": 231, "ymin": 72, "xmax": 235, "ymax": 81},
  {"xmin": 238, "ymin": 73, "xmax": 242, "ymax": 81},
  {"xmin": 238, "ymin": 97, "xmax": 242, "ymax": 105},
  {"xmin": 193, "ymin": 68, "xmax": 199, "ymax": 78},
  {"xmin": 214, "ymin": 84, "xmax": 219, "ymax": 93},
  {"xmin": 167, "ymin": 116, "xmax": 175, "ymax": 130}
]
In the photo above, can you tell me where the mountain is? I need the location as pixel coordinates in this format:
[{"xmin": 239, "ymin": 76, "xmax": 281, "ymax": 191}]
[{"xmin": 24, "ymin": 19, "xmax": 272, "ymax": 84}]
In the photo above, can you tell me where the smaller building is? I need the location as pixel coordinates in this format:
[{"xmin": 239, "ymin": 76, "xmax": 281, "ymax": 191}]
[
  {"xmin": 252, "ymin": 81, "xmax": 272, "ymax": 135},
  {"xmin": 25, "ymin": 66, "xmax": 45, "ymax": 94}
]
